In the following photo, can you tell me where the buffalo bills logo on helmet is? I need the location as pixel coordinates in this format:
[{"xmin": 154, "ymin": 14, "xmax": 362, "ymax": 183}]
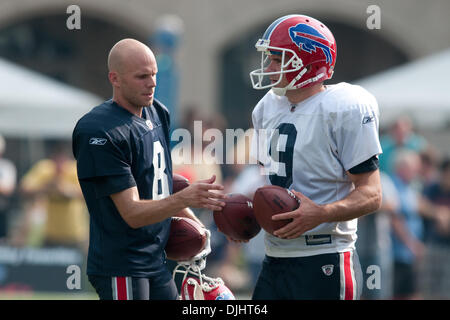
[
  {"xmin": 215, "ymin": 291, "xmax": 234, "ymax": 300},
  {"xmin": 288, "ymin": 23, "xmax": 334, "ymax": 65}
]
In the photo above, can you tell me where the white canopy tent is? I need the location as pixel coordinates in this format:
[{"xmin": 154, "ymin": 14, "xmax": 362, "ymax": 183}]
[
  {"xmin": 355, "ymin": 48, "xmax": 450, "ymax": 129},
  {"xmin": 0, "ymin": 57, "xmax": 103, "ymax": 138}
]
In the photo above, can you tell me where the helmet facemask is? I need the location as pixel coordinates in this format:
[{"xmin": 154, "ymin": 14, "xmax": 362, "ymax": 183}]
[
  {"xmin": 173, "ymin": 260, "xmax": 235, "ymax": 300},
  {"xmin": 250, "ymin": 39, "xmax": 307, "ymax": 96}
]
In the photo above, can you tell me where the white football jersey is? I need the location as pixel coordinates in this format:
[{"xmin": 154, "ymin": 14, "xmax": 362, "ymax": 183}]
[{"xmin": 250, "ymin": 82, "xmax": 382, "ymax": 257}]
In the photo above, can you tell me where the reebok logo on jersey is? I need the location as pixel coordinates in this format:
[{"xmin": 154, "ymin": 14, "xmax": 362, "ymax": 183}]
[
  {"xmin": 89, "ymin": 137, "xmax": 107, "ymax": 145},
  {"xmin": 362, "ymin": 115, "xmax": 375, "ymax": 124}
]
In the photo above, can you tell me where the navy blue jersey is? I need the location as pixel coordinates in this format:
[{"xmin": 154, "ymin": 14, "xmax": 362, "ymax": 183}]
[{"xmin": 72, "ymin": 99, "xmax": 173, "ymax": 277}]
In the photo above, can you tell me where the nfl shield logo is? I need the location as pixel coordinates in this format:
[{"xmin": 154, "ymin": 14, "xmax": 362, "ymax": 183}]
[
  {"xmin": 145, "ymin": 120, "xmax": 153, "ymax": 130},
  {"xmin": 322, "ymin": 264, "xmax": 334, "ymax": 276}
]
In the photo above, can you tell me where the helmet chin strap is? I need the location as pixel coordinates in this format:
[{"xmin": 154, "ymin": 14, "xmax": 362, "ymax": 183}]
[
  {"xmin": 271, "ymin": 86, "xmax": 288, "ymax": 96},
  {"xmin": 271, "ymin": 67, "xmax": 327, "ymax": 96},
  {"xmin": 271, "ymin": 67, "xmax": 308, "ymax": 96}
]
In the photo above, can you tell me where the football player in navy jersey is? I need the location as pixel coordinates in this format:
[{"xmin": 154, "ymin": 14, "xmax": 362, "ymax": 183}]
[
  {"xmin": 72, "ymin": 39, "xmax": 225, "ymax": 300},
  {"xmin": 248, "ymin": 15, "xmax": 382, "ymax": 299}
]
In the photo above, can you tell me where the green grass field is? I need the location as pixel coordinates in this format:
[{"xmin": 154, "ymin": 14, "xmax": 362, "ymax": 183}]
[{"xmin": 0, "ymin": 292, "xmax": 98, "ymax": 300}]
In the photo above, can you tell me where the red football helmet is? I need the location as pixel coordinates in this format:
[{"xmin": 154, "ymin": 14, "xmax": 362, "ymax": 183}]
[
  {"xmin": 250, "ymin": 14, "xmax": 337, "ymax": 95},
  {"xmin": 173, "ymin": 262, "xmax": 235, "ymax": 300}
]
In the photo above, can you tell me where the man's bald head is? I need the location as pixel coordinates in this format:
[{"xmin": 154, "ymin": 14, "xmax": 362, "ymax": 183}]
[
  {"xmin": 108, "ymin": 38, "xmax": 158, "ymax": 113},
  {"xmin": 108, "ymin": 38, "xmax": 156, "ymax": 74}
]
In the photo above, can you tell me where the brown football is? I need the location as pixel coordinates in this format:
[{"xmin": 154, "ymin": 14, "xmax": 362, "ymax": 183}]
[
  {"xmin": 213, "ymin": 193, "xmax": 261, "ymax": 241},
  {"xmin": 253, "ymin": 185, "xmax": 300, "ymax": 235},
  {"xmin": 172, "ymin": 173, "xmax": 190, "ymax": 193},
  {"xmin": 165, "ymin": 216, "xmax": 206, "ymax": 261}
]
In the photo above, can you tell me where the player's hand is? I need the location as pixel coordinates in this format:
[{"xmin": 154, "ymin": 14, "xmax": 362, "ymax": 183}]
[
  {"xmin": 272, "ymin": 190, "xmax": 326, "ymax": 239},
  {"xmin": 225, "ymin": 235, "xmax": 249, "ymax": 243},
  {"xmin": 175, "ymin": 175, "xmax": 226, "ymax": 211},
  {"xmin": 217, "ymin": 225, "xmax": 248, "ymax": 243}
]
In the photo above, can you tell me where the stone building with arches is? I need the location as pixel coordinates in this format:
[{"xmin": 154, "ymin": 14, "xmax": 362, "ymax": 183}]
[{"xmin": 0, "ymin": 0, "xmax": 448, "ymax": 130}]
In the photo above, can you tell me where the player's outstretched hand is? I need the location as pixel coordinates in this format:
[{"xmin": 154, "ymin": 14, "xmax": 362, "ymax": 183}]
[
  {"xmin": 174, "ymin": 175, "xmax": 226, "ymax": 211},
  {"xmin": 272, "ymin": 190, "xmax": 326, "ymax": 239},
  {"xmin": 224, "ymin": 234, "xmax": 249, "ymax": 243},
  {"xmin": 215, "ymin": 223, "xmax": 249, "ymax": 243}
]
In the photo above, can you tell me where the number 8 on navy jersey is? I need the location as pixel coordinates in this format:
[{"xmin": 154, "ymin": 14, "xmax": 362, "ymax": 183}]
[{"xmin": 152, "ymin": 140, "xmax": 170, "ymax": 199}]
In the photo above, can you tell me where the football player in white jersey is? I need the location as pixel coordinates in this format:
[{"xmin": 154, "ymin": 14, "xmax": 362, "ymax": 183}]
[{"xmin": 248, "ymin": 15, "xmax": 382, "ymax": 299}]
